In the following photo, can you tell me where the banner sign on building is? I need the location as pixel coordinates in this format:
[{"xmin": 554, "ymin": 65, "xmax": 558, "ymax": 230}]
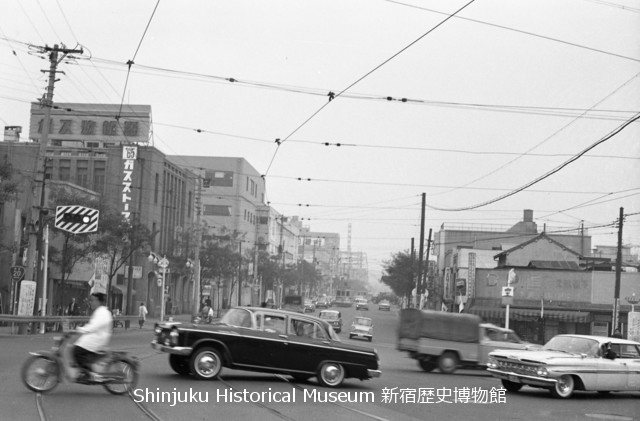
[
  {"xmin": 29, "ymin": 103, "xmax": 151, "ymax": 144},
  {"xmin": 122, "ymin": 146, "xmax": 137, "ymax": 220},
  {"xmin": 468, "ymin": 253, "xmax": 476, "ymax": 299}
]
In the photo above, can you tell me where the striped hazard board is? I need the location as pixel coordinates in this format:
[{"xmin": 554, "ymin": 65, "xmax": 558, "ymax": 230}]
[{"xmin": 54, "ymin": 205, "xmax": 99, "ymax": 234}]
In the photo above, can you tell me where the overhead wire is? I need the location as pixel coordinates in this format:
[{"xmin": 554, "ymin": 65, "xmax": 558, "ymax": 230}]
[
  {"xmin": 261, "ymin": 0, "xmax": 479, "ymax": 177},
  {"xmin": 426, "ymin": 112, "xmax": 640, "ymax": 211},
  {"xmin": 117, "ymin": 0, "xmax": 160, "ymax": 119}
]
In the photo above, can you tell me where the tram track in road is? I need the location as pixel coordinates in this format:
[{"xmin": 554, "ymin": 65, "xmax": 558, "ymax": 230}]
[{"xmin": 218, "ymin": 373, "xmax": 391, "ymax": 421}]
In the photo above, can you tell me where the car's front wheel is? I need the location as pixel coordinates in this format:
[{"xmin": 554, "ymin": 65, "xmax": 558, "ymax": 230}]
[
  {"xmin": 190, "ymin": 347, "xmax": 223, "ymax": 380},
  {"xmin": 317, "ymin": 362, "xmax": 345, "ymax": 388},
  {"xmin": 550, "ymin": 375, "xmax": 575, "ymax": 399},
  {"xmin": 501, "ymin": 379, "xmax": 523, "ymax": 392}
]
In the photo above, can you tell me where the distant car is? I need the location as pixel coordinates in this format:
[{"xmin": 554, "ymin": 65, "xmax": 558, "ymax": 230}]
[
  {"xmin": 487, "ymin": 334, "xmax": 640, "ymax": 398},
  {"xmin": 350, "ymin": 316, "xmax": 373, "ymax": 342},
  {"xmin": 378, "ymin": 300, "xmax": 391, "ymax": 311},
  {"xmin": 151, "ymin": 307, "xmax": 381, "ymax": 387},
  {"xmin": 303, "ymin": 298, "xmax": 316, "ymax": 313},
  {"xmin": 318, "ymin": 309, "xmax": 343, "ymax": 333},
  {"xmin": 316, "ymin": 298, "xmax": 330, "ymax": 309},
  {"xmin": 355, "ymin": 298, "xmax": 369, "ymax": 311}
]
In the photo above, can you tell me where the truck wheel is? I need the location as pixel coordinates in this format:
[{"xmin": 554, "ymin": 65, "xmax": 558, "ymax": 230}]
[
  {"xmin": 501, "ymin": 379, "xmax": 523, "ymax": 392},
  {"xmin": 418, "ymin": 359, "xmax": 436, "ymax": 372},
  {"xmin": 437, "ymin": 352, "xmax": 458, "ymax": 374}
]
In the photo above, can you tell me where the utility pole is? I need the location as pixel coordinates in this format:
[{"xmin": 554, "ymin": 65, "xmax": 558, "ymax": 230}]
[
  {"xmin": 612, "ymin": 207, "xmax": 624, "ymax": 335},
  {"xmin": 417, "ymin": 193, "xmax": 426, "ymax": 308},
  {"xmin": 410, "ymin": 238, "xmax": 415, "ymax": 308},
  {"xmin": 24, "ymin": 44, "xmax": 82, "ymax": 319},
  {"xmin": 192, "ymin": 176, "xmax": 203, "ymax": 316},
  {"xmin": 423, "ymin": 228, "xmax": 432, "ymax": 309}
]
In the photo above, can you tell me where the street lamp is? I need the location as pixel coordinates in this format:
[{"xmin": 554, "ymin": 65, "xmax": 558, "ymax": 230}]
[{"xmin": 149, "ymin": 252, "xmax": 169, "ymax": 322}]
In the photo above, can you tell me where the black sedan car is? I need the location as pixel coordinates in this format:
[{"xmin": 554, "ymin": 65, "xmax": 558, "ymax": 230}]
[{"xmin": 151, "ymin": 307, "xmax": 381, "ymax": 388}]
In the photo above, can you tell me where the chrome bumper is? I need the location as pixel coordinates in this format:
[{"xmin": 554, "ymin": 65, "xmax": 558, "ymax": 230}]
[
  {"xmin": 367, "ymin": 369, "xmax": 382, "ymax": 378},
  {"xmin": 150, "ymin": 340, "xmax": 192, "ymax": 356},
  {"xmin": 487, "ymin": 368, "xmax": 557, "ymax": 388}
]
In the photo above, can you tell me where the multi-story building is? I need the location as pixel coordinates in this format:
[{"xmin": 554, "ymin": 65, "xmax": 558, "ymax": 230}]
[
  {"xmin": 0, "ymin": 103, "xmax": 198, "ymax": 317},
  {"xmin": 298, "ymin": 228, "xmax": 340, "ymax": 296}
]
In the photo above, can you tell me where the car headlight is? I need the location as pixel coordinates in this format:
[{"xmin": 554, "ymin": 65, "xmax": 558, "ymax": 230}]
[
  {"xmin": 154, "ymin": 323, "xmax": 162, "ymax": 335},
  {"xmin": 487, "ymin": 357, "xmax": 498, "ymax": 369},
  {"xmin": 536, "ymin": 366, "xmax": 548, "ymax": 377}
]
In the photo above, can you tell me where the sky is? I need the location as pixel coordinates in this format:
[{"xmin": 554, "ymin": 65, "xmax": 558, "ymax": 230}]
[{"xmin": 1, "ymin": 0, "xmax": 639, "ymax": 286}]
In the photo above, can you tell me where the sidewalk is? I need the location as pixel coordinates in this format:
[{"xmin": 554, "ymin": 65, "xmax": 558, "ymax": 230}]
[{"xmin": 0, "ymin": 313, "xmax": 195, "ymax": 337}]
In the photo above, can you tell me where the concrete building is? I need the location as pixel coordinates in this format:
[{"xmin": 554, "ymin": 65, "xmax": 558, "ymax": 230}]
[{"xmin": 1, "ymin": 104, "xmax": 198, "ymax": 317}]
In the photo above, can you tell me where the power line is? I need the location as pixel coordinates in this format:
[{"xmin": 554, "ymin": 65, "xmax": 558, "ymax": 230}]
[
  {"xmin": 262, "ymin": 0, "xmax": 478, "ymax": 176},
  {"xmin": 427, "ymin": 112, "xmax": 640, "ymax": 211}
]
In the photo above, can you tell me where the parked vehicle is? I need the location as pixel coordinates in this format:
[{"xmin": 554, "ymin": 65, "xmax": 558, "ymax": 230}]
[
  {"xmin": 378, "ymin": 300, "xmax": 391, "ymax": 311},
  {"xmin": 397, "ymin": 308, "xmax": 530, "ymax": 374},
  {"xmin": 350, "ymin": 316, "xmax": 373, "ymax": 342},
  {"xmin": 355, "ymin": 298, "xmax": 369, "ymax": 311},
  {"xmin": 318, "ymin": 309, "xmax": 343, "ymax": 333},
  {"xmin": 282, "ymin": 295, "xmax": 304, "ymax": 313},
  {"xmin": 151, "ymin": 307, "xmax": 381, "ymax": 387},
  {"xmin": 21, "ymin": 332, "xmax": 139, "ymax": 394},
  {"xmin": 488, "ymin": 334, "xmax": 640, "ymax": 398},
  {"xmin": 303, "ymin": 298, "xmax": 316, "ymax": 313}
]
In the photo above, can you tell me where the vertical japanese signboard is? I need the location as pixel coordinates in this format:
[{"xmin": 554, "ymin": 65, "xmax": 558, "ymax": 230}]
[
  {"xmin": 628, "ymin": 312, "xmax": 640, "ymax": 342},
  {"xmin": 17, "ymin": 280, "xmax": 37, "ymax": 316},
  {"xmin": 122, "ymin": 146, "xmax": 137, "ymax": 221}
]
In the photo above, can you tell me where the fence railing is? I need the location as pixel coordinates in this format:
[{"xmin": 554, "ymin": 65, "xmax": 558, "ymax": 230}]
[{"xmin": 0, "ymin": 315, "xmax": 142, "ymax": 334}]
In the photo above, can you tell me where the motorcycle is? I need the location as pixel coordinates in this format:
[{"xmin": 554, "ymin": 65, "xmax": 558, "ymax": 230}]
[{"xmin": 21, "ymin": 331, "xmax": 139, "ymax": 395}]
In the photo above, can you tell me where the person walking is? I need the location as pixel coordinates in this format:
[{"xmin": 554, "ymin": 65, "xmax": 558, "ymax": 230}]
[{"xmin": 138, "ymin": 302, "xmax": 148, "ymax": 329}]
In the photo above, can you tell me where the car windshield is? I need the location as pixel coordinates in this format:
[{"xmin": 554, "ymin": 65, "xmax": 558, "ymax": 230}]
[
  {"xmin": 320, "ymin": 312, "xmax": 338, "ymax": 320},
  {"xmin": 354, "ymin": 318, "xmax": 372, "ymax": 326},
  {"xmin": 543, "ymin": 336, "xmax": 600, "ymax": 356}
]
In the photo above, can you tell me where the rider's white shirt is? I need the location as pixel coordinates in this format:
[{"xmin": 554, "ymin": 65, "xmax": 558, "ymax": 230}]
[{"xmin": 76, "ymin": 305, "xmax": 113, "ymax": 352}]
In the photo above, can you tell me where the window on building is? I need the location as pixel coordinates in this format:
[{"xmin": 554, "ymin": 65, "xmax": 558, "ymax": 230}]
[
  {"xmin": 59, "ymin": 159, "xmax": 71, "ymax": 181},
  {"xmin": 76, "ymin": 160, "xmax": 89, "ymax": 188},
  {"xmin": 204, "ymin": 170, "xmax": 233, "ymax": 187},
  {"xmin": 203, "ymin": 205, "xmax": 231, "ymax": 216},
  {"xmin": 154, "ymin": 173, "xmax": 159, "ymax": 204},
  {"xmin": 93, "ymin": 161, "xmax": 105, "ymax": 193}
]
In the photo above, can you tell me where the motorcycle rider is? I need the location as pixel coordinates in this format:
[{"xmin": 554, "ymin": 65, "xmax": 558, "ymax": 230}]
[{"xmin": 73, "ymin": 292, "xmax": 112, "ymax": 381}]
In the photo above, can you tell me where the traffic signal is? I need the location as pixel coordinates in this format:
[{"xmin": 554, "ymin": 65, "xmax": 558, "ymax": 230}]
[{"xmin": 55, "ymin": 205, "xmax": 99, "ymax": 234}]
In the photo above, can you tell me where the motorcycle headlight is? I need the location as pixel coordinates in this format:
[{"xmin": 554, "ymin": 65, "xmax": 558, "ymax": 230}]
[
  {"xmin": 487, "ymin": 357, "xmax": 498, "ymax": 369},
  {"xmin": 536, "ymin": 366, "xmax": 548, "ymax": 377}
]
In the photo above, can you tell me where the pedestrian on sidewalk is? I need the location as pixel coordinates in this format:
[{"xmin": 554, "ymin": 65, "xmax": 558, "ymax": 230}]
[{"xmin": 138, "ymin": 302, "xmax": 148, "ymax": 329}]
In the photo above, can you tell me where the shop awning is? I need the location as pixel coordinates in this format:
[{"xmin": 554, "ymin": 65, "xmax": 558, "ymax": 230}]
[{"xmin": 467, "ymin": 306, "xmax": 590, "ymax": 323}]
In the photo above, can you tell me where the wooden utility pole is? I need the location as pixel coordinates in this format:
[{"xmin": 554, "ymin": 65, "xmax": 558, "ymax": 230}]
[
  {"xmin": 192, "ymin": 176, "xmax": 203, "ymax": 315},
  {"xmin": 416, "ymin": 193, "xmax": 426, "ymax": 308},
  {"xmin": 612, "ymin": 207, "xmax": 624, "ymax": 335},
  {"xmin": 24, "ymin": 44, "xmax": 82, "ymax": 319}
]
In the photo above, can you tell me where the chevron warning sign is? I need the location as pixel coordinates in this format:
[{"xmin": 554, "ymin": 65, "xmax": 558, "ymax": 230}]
[{"xmin": 54, "ymin": 205, "xmax": 99, "ymax": 234}]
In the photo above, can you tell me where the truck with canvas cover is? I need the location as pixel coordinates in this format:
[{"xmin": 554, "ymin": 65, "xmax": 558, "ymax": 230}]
[{"xmin": 397, "ymin": 308, "xmax": 530, "ymax": 374}]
